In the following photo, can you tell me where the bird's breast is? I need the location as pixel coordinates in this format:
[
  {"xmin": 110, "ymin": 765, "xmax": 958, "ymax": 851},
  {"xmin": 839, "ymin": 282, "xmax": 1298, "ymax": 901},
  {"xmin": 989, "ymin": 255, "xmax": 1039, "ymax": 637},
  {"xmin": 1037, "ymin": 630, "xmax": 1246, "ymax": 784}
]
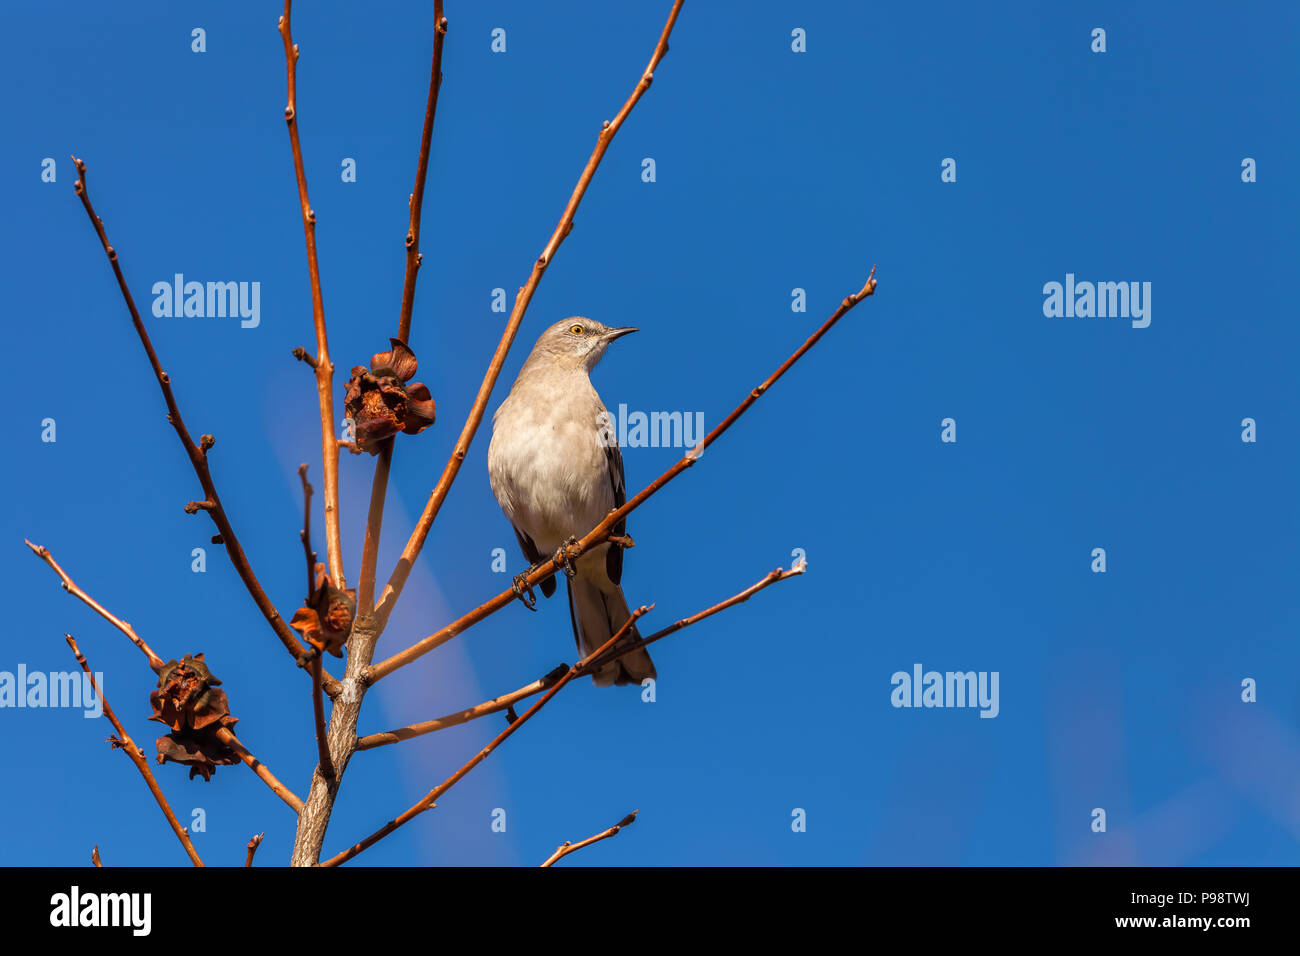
[{"xmin": 488, "ymin": 387, "xmax": 615, "ymax": 553}]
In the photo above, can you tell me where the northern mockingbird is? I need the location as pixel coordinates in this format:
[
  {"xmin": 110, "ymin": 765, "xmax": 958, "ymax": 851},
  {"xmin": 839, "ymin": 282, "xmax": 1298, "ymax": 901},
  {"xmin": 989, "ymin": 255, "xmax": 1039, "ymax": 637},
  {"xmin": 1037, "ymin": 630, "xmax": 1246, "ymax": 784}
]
[{"xmin": 488, "ymin": 317, "xmax": 656, "ymax": 687}]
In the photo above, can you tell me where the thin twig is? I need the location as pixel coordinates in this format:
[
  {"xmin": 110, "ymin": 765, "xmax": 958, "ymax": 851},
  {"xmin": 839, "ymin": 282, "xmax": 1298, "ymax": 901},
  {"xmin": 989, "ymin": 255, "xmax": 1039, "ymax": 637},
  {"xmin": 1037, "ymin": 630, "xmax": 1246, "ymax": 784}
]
[
  {"xmin": 371, "ymin": 0, "xmax": 686, "ymax": 630},
  {"xmin": 245, "ymin": 833, "xmax": 265, "ymax": 867},
  {"xmin": 69, "ymin": 158, "xmax": 312, "ymax": 669},
  {"xmin": 540, "ymin": 810, "xmax": 638, "ymax": 867},
  {"xmin": 360, "ymin": 561, "xmax": 804, "ymax": 750},
  {"xmin": 365, "ymin": 267, "xmax": 875, "ymax": 684},
  {"xmin": 65, "ymin": 634, "xmax": 204, "ymax": 866},
  {"xmin": 310, "ymin": 654, "xmax": 335, "ymax": 780},
  {"xmin": 31, "ymin": 549, "xmax": 310, "ymax": 811},
  {"xmin": 25, "ymin": 540, "xmax": 164, "ymax": 670},
  {"xmin": 279, "ymin": 0, "xmax": 345, "ymax": 588},
  {"xmin": 590, "ymin": 561, "xmax": 807, "ymax": 672},
  {"xmin": 27, "ymin": 537, "xmax": 339, "ymax": 697},
  {"xmin": 397, "ymin": 0, "xmax": 447, "ymax": 343},
  {"xmin": 297, "ymin": 462, "xmax": 334, "ymax": 778},
  {"xmin": 298, "ymin": 464, "xmax": 317, "ymax": 603},
  {"xmin": 356, "ymin": 438, "xmax": 393, "ymax": 618},
  {"xmin": 321, "ymin": 607, "xmax": 653, "ymax": 866},
  {"xmin": 214, "ymin": 727, "xmax": 306, "ymax": 814},
  {"xmin": 355, "ymin": 1, "xmax": 449, "ymax": 618},
  {"xmin": 355, "ymin": 664, "xmax": 569, "ymax": 750}
]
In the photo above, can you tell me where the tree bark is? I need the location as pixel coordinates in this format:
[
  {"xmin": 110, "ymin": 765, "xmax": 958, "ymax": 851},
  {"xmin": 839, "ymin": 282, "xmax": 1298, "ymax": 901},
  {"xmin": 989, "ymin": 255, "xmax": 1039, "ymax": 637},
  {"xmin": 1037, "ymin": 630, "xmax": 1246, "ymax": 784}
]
[{"xmin": 290, "ymin": 621, "xmax": 379, "ymax": 865}]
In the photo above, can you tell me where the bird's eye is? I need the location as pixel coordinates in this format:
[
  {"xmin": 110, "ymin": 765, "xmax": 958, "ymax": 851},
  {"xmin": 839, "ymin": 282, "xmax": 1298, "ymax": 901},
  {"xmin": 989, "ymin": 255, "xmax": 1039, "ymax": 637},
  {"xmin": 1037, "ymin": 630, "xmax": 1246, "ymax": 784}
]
[{"xmin": 570, "ymin": 324, "xmax": 584, "ymax": 335}]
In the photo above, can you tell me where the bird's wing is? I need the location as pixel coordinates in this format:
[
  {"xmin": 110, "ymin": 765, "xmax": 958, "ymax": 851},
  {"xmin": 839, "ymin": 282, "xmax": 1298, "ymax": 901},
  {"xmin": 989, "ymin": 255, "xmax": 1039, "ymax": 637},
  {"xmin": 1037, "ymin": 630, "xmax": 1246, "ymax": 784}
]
[
  {"xmin": 512, "ymin": 523, "xmax": 556, "ymax": 599},
  {"xmin": 604, "ymin": 438, "xmax": 627, "ymax": 586}
]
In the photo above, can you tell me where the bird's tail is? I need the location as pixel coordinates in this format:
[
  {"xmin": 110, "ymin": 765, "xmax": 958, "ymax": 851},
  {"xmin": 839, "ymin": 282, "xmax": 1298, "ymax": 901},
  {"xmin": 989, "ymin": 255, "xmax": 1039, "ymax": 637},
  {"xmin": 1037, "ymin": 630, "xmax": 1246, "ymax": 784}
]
[{"xmin": 567, "ymin": 575, "xmax": 656, "ymax": 687}]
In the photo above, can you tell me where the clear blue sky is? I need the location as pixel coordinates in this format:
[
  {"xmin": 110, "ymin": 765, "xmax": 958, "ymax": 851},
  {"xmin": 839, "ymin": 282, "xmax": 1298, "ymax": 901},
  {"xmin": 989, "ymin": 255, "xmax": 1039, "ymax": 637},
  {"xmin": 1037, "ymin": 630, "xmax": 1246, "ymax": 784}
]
[{"xmin": 3, "ymin": 1, "xmax": 1297, "ymax": 866}]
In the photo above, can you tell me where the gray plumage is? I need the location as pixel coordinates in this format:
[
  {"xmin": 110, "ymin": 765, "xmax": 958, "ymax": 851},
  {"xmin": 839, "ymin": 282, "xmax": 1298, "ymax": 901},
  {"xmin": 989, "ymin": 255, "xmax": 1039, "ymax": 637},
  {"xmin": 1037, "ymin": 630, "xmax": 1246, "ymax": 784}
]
[{"xmin": 488, "ymin": 317, "xmax": 656, "ymax": 687}]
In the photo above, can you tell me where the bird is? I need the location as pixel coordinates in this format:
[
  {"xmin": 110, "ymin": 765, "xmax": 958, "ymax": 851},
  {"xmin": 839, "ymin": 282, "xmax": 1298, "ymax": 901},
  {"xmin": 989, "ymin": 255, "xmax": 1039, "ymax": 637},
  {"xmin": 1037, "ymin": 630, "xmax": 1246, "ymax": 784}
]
[{"xmin": 488, "ymin": 317, "xmax": 656, "ymax": 687}]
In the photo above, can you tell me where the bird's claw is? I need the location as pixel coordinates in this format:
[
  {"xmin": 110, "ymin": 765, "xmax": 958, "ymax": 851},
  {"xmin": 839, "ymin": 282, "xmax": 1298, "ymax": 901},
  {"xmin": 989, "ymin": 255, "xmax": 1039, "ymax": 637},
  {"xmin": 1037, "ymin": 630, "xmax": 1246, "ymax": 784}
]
[
  {"xmin": 552, "ymin": 537, "xmax": 580, "ymax": 579},
  {"xmin": 512, "ymin": 572, "xmax": 538, "ymax": 611}
]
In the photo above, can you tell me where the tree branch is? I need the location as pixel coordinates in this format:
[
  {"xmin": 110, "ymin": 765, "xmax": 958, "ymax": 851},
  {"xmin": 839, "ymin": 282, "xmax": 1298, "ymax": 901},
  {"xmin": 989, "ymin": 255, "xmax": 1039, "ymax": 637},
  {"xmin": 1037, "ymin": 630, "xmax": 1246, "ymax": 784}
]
[
  {"xmin": 27, "ymin": 537, "xmax": 339, "ymax": 697},
  {"xmin": 356, "ymin": 3, "xmax": 447, "ymax": 619},
  {"xmin": 360, "ymin": 560, "xmax": 804, "ymax": 752},
  {"xmin": 26, "ymin": 540, "xmax": 164, "ymax": 670},
  {"xmin": 320, "ymin": 607, "xmax": 652, "ymax": 866},
  {"xmin": 68, "ymin": 158, "xmax": 314, "ymax": 671},
  {"xmin": 540, "ymin": 810, "xmax": 637, "ymax": 867},
  {"xmin": 397, "ymin": 0, "xmax": 447, "ymax": 344},
  {"xmin": 355, "ymin": 664, "xmax": 569, "ymax": 750},
  {"xmin": 371, "ymin": 0, "xmax": 685, "ymax": 630},
  {"xmin": 297, "ymin": 463, "xmax": 335, "ymax": 777},
  {"xmin": 309, "ymin": 654, "xmax": 335, "ymax": 781},
  {"xmin": 366, "ymin": 267, "xmax": 875, "ymax": 684},
  {"xmin": 298, "ymin": 464, "xmax": 317, "ymax": 603},
  {"xmin": 30, "ymin": 540, "xmax": 308, "ymax": 813},
  {"xmin": 279, "ymin": 0, "xmax": 345, "ymax": 588},
  {"xmin": 356, "ymin": 439, "xmax": 393, "ymax": 617},
  {"xmin": 245, "ymin": 832, "xmax": 265, "ymax": 867},
  {"xmin": 214, "ymin": 728, "xmax": 306, "ymax": 814},
  {"xmin": 65, "ymin": 634, "xmax": 204, "ymax": 867},
  {"xmin": 589, "ymin": 560, "xmax": 807, "ymax": 673}
]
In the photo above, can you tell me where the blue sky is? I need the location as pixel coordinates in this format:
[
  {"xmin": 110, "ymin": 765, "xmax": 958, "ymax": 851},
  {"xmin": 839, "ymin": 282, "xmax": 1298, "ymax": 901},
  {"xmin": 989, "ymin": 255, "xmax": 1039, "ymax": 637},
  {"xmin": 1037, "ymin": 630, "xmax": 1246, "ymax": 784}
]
[{"xmin": 2, "ymin": 1, "xmax": 1297, "ymax": 866}]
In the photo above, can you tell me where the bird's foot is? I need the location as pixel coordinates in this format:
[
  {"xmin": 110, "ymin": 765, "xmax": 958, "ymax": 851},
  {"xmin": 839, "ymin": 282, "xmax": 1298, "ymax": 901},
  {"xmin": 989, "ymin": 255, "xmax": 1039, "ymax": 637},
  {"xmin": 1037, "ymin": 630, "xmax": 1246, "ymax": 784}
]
[
  {"xmin": 511, "ymin": 572, "xmax": 538, "ymax": 611},
  {"xmin": 552, "ymin": 537, "xmax": 580, "ymax": 579}
]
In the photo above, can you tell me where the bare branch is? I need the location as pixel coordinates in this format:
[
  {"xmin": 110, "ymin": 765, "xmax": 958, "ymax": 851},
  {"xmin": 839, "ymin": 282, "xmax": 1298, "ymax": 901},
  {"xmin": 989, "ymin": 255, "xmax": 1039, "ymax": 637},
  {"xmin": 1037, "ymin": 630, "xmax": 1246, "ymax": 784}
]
[
  {"xmin": 398, "ymin": 0, "xmax": 448, "ymax": 344},
  {"xmin": 296, "ymin": 463, "xmax": 335, "ymax": 777},
  {"xmin": 356, "ymin": 3, "xmax": 446, "ymax": 617},
  {"xmin": 321, "ymin": 607, "xmax": 653, "ymax": 866},
  {"xmin": 68, "ymin": 158, "xmax": 313, "ymax": 670},
  {"xmin": 372, "ymin": 0, "xmax": 686, "ymax": 629},
  {"xmin": 245, "ymin": 832, "xmax": 265, "ymax": 867},
  {"xmin": 26, "ymin": 540, "xmax": 164, "ymax": 670},
  {"xmin": 279, "ymin": 0, "xmax": 345, "ymax": 588},
  {"xmin": 309, "ymin": 654, "xmax": 335, "ymax": 781},
  {"xmin": 355, "ymin": 664, "xmax": 569, "ymax": 750},
  {"xmin": 65, "ymin": 634, "xmax": 204, "ymax": 866},
  {"xmin": 360, "ymin": 560, "xmax": 804, "ymax": 752},
  {"xmin": 590, "ymin": 560, "xmax": 807, "ymax": 672},
  {"xmin": 214, "ymin": 728, "xmax": 306, "ymax": 814},
  {"xmin": 356, "ymin": 439, "xmax": 394, "ymax": 617},
  {"xmin": 31, "ymin": 542, "xmax": 310, "ymax": 812},
  {"xmin": 298, "ymin": 464, "xmax": 317, "ymax": 603},
  {"xmin": 540, "ymin": 810, "xmax": 638, "ymax": 867},
  {"xmin": 366, "ymin": 267, "xmax": 875, "ymax": 684},
  {"xmin": 27, "ymin": 537, "xmax": 339, "ymax": 697}
]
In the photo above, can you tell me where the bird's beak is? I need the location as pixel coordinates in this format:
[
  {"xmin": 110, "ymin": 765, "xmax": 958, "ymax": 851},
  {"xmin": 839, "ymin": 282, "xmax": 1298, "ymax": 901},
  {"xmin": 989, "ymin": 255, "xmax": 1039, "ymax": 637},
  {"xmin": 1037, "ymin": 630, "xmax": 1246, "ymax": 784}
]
[{"xmin": 605, "ymin": 326, "xmax": 639, "ymax": 342}]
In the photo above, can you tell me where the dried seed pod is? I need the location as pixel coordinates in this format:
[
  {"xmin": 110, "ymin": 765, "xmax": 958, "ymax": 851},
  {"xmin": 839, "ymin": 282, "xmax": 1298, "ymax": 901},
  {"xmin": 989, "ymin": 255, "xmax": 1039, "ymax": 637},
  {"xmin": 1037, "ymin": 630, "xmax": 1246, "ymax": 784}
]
[{"xmin": 343, "ymin": 338, "xmax": 436, "ymax": 453}]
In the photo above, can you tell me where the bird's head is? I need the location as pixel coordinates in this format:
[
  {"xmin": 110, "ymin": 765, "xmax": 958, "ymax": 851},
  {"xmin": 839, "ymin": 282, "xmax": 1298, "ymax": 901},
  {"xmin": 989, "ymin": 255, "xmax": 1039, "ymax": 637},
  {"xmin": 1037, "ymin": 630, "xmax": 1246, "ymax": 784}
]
[{"xmin": 530, "ymin": 317, "xmax": 638, "ymax": 372}]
